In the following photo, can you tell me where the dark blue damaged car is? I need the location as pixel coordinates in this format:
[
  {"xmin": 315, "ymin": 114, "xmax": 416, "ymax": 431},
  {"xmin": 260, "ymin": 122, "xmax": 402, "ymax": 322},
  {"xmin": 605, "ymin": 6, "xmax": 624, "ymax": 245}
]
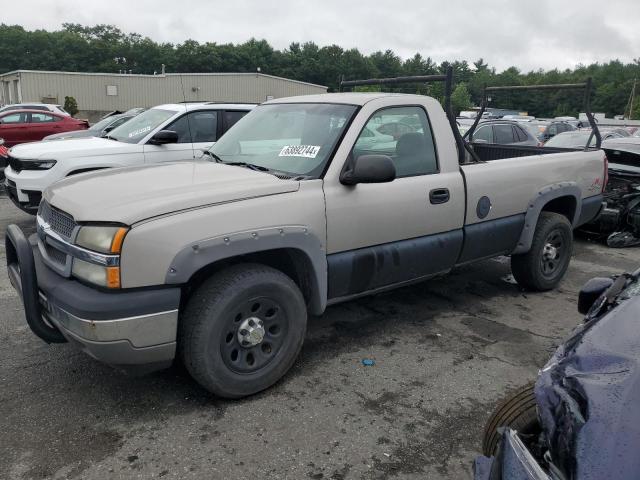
[{"xmin": 474, "ymin": 267, "xmax": 640, "ymax": 480}]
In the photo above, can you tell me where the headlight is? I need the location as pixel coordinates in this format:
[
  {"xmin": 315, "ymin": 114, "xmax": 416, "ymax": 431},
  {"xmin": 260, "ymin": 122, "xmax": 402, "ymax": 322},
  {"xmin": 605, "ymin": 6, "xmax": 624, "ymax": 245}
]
[
  {"xmin": 21, "ymin": 159, "xmax": 57, "ymax": 170},
  {"xmin": 75, "ymin": 225, "xmax": 128, "ymax": 254},
  {"xmin": 72, "ymin": 258, "xmax": 121, "ymax": 289},
  {"xmin": 73, "ymin": 225, "xmax": 128, "ymax": 288}
]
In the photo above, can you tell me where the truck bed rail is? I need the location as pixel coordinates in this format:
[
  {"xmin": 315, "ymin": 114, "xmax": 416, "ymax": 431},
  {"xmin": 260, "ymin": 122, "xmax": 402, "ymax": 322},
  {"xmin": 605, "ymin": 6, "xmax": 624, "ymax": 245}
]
[{"xmin": 466, "ymin": 80, "xmax": 601, "ymax": 149}]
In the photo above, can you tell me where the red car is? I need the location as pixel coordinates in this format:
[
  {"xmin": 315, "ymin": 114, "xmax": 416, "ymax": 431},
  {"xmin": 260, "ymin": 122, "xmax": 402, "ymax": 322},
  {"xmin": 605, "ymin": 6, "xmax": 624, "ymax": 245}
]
[{"xmin": 0, "ymin": 109, "xmax": 89, "ymax": 147}]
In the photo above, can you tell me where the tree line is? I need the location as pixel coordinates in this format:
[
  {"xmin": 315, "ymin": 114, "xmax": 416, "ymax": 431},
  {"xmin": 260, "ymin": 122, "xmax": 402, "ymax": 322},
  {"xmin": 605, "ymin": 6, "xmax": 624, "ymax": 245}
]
[{"xmin": 1, "ymin": 23, "xmax": 639, "ymax": 118}]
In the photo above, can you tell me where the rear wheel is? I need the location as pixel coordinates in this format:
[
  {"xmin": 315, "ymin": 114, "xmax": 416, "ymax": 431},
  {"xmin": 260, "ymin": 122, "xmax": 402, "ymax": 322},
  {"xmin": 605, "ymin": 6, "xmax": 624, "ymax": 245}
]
[
  {"xmin": 180, "ymin": 263, "xmax": 307, "ymax": 398},
  {"xmin": 482, "ymin": 383, "xmax": 540, "ymax": 456},
  {"xmin": 511, "ymin": 212, "xmax": 573, "ymax": 291}
]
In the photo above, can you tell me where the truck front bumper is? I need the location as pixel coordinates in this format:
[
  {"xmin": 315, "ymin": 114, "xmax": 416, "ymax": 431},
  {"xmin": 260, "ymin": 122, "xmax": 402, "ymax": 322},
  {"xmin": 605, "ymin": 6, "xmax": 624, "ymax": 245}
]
[{"xmin": 5, "ymin": 224, "xmax": 181, "ymax": 374}]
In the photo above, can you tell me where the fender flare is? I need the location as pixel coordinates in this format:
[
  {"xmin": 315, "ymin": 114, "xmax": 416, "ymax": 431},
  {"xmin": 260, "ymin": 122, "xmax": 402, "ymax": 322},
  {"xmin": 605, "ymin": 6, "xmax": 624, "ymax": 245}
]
[
  {"xmin": 512, "ymin": 182, "xmax": 581, "ymax": 254},
  {"xmin": 165, "ymin": 225, "xmax": 327, "ymax": 315}
]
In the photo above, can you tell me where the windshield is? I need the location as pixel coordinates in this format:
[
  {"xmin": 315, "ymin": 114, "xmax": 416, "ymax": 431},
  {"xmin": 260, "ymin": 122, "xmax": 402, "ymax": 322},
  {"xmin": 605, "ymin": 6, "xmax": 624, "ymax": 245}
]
[
  {"xmin": 208, "ymin": 103, "xmax": 357, "ymax": 177},
  {"xmin": 108, "ymin": 108, "xmax": 175, "ymax": 143},
  {"xmin": 522, "ymin": 123, "xmax": 546, "ymax": 138},
  {"xmin": 545, "ymin": 131, "xmax": 592, "ymax": 148},
  {"xmin": 89, "ymin": 116, "xmax": 119, "ymax": 132}
]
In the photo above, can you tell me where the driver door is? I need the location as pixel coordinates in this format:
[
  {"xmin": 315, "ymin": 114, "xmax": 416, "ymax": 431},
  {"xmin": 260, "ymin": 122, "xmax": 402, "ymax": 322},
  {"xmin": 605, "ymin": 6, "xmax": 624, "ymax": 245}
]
[{"xmin": 323, "ymin": 106, "xmax": 465, "ymax": 300}]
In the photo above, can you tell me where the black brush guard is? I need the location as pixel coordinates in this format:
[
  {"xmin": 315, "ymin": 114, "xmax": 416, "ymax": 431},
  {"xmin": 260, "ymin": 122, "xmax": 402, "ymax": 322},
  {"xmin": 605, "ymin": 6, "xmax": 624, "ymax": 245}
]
[{"xmin": 5, "ymin": 224, "xmax": 66, "ymax": 343}]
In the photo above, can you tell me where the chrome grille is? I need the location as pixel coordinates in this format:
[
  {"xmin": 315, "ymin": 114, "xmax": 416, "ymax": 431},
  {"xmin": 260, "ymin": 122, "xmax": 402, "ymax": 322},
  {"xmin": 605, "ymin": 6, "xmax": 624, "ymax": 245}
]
[{"xmin": 39, "ymin": 201, "xmax": 76, "ymax": 239}]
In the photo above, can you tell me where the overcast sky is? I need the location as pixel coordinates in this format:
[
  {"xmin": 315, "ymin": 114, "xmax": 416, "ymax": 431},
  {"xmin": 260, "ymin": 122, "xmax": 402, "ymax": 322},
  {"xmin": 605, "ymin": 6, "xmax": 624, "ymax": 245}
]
[{"xmin": 5, "ymin": 0, "xmax": 640, "ymax": 72}]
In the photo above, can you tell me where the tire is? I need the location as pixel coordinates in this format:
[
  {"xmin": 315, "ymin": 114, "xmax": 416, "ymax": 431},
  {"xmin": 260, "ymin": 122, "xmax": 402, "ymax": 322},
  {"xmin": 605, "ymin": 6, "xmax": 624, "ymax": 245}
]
[
  {"xmin": 180, "ymin": 263, "xmax": 307, "ymax": 399},
  {"xmin": 482, "ymin": 383, "xmax": 540, "ymax": 457},
  {"xmin": 511, "ymin": 212, "xmax": 573, "ymax": 291}
]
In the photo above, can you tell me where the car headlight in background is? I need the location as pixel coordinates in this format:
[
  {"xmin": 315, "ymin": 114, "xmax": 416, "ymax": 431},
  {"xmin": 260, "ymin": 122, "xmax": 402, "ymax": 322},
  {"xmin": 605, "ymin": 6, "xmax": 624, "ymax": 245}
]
[
  {"xmin": 72, "ymin": 225, "xmax": 128, "ymax": 288},
  {"xmin": 21, "ymin": 159, "xmax": 57, "ymax": 170}
]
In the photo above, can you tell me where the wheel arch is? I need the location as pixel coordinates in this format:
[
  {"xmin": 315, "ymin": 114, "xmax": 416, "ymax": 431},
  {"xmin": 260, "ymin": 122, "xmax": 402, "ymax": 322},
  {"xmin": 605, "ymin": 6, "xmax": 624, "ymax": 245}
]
[
  {"xmin": 513, "ymin": 183, "xmax": 582, "ymax": 254},
  {"xmin": 167, "ymin": 227, "xmax": 327, "ymax": 315}
]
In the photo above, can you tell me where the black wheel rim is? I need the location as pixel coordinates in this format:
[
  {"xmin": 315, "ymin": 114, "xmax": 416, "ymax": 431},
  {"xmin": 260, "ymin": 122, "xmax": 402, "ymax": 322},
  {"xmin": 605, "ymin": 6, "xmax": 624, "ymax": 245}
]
[
  {"xmin": 220, "ymin": 296, "xmax": 288, "ymax": 374},
  {"xmin": 540, "ymin": 229, "xmax": 565, "ymax": 278}
]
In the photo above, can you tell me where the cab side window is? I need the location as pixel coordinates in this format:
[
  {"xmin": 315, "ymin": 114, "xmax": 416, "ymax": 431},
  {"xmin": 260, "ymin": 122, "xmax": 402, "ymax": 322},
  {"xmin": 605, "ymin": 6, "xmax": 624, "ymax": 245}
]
[
  {"xmin": 352, "ymin": 106, "xmax": 438, "ymax": 177},
  {"xmin": 1, "ymin": 112, "xmax": 27, "ymax": 124},
  {"xmin": 167, "ymin": 111, "xmax": 218, "ymax": 143},
  {"xmin": 30, "ymin": 113, "xmax": 57, "ymax": 123},
  {"xmin": 223, "ymin": 110, "xmax": 249, "ymax": 132},
  {"xmin": 514, "ymin": 126, "xmax": 528, "ymax": 142},
  {"xmin": 494, "ymin": 124, "xmax": 515, "ymax": 143},
  {"xmin": 473, "ymin": 125, "xmax": 493, "ymax": 143}
]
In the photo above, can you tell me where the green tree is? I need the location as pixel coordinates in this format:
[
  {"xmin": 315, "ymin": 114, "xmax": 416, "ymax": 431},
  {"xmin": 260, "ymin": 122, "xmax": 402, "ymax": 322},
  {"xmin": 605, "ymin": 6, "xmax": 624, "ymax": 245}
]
[
  {"xmin": 1, "ymin": 23, "xmax": 639, "ymax": 117},
  {"xmin": 64, "ymin": 95, "xmax": 78, "ymax": 116},
  {"xmin": 450, "ymin": 83, "xmax": 473, "ymax": 115}
]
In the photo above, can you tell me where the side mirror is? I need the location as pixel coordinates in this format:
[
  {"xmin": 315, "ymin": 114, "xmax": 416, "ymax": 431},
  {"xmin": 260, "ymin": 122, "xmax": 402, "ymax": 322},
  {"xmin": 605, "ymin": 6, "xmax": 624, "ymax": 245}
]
[
  {"xmin": 149, "ymin": 130, "xmax": 179, "ymax": 145},
  {"xmin": 578, "ymin": 277, "xmax": 614, "ymax": 315},
  {"xmin": 340, "ymin": 154, "xmax": 396, "ymax": 186}
]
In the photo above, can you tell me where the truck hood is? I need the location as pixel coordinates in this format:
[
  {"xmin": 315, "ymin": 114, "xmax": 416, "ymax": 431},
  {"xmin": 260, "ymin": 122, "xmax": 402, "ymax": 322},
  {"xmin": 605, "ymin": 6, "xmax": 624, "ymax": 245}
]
[
  {"xmin": 10, "ymin": 137, "xmax": 136, "ymax": 159},
  {"xmin": 44, "ymin": 161, "xmax": 300, "ymax": 224}
]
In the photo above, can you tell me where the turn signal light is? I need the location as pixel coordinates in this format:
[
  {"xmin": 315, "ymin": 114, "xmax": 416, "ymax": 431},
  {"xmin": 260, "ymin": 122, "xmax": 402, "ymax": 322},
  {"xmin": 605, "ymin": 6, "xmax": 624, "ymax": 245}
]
[
  {"xmin": 106, "ymin": 267, "xmax": 121, "ymax": 289},
  {"xmin": 110, "ymin": 227, "xmax": 128, "ymax": 254}
]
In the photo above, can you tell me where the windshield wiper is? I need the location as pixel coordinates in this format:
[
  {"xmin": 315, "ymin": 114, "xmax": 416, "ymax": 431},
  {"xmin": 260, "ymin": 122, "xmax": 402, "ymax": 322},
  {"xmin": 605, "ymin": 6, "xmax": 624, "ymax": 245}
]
[
  {"xmin": 201, "ymin": 151, "xmax": 269, "ymax": 172},
  {"xmin": 103, "ymin": 134, "xmax": 118, "ymax": 141},
  {"xmin": 225, "ymin": 161, "xmax": 269, "ymax": 172},
  {"xmin": 201, "ymin": 150, "xmax": 224, "ymax": 163}
]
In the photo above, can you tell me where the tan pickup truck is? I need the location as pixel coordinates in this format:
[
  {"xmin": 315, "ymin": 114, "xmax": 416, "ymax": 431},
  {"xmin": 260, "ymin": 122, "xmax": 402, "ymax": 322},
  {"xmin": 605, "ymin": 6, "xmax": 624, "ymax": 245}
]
[{"xmin": 6, "ymin": 76, "xmax": 606, "ymax": 398}]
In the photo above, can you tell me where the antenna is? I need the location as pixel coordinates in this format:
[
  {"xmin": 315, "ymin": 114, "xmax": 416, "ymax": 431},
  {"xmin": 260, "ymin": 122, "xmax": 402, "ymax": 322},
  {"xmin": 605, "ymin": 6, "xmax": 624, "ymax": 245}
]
[{"xmin": 178, "ymin": 74, "xmax": 196, "ymax": 160}]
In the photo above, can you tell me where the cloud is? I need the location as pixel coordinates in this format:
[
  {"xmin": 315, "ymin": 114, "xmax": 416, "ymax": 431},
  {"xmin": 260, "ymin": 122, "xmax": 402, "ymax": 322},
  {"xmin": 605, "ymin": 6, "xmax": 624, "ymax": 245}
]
[{"xmin": 4, "ymin": 0, "xmax": 639, "ymax": 72}]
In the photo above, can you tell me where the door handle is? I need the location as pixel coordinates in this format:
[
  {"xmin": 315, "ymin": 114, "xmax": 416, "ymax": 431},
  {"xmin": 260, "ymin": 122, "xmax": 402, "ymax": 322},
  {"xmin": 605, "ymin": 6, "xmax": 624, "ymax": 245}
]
[{"xmin": 429, "ymin": 188, "xmax": 450, "ymax": 204}]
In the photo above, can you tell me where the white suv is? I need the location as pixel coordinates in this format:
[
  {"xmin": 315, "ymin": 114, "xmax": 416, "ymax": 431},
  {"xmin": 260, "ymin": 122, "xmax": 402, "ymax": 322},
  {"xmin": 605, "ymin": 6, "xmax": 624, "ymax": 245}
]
[{"xmin": 4, "ymin": 103, "xmax": 255, "ymax": 212}]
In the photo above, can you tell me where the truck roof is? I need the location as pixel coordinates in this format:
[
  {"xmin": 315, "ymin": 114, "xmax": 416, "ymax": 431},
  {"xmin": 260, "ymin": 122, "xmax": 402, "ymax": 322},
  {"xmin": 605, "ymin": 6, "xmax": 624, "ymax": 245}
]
[{"xmin": 265, "ymin": 92, "xmax": 428, "ymax": 106}]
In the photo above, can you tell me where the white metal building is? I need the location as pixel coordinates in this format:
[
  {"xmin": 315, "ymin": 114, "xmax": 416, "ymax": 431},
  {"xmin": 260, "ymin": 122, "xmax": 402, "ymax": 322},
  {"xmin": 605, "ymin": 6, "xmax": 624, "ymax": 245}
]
[{"xmin": 0, "ymin": 70, "xmax": 327, "ymax": 120}]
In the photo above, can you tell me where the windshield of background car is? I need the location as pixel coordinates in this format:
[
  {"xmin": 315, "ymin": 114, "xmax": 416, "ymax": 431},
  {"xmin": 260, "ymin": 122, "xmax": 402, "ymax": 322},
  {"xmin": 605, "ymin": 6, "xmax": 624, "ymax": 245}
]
[
  {"xmin": 108, "ymin": 108, "xmax": 175, "ymax": 143},
  {"xmin": 522, "ymin": 123, "xmax": 545, "ymax": 138},
  {"xmin": 545, "ymin": 131, "xmax": 591, "ymax": 148},
  {"xmin": 208, "ymin": 103, "xmax": 357, "ymax": 177},
  {"xmin": 88, "ymin": 116, "xmax": 119, "ymax": 132}
]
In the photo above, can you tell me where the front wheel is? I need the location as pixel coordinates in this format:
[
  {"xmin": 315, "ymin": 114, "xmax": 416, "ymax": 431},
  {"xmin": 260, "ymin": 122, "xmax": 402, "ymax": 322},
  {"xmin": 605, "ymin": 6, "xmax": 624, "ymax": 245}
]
[
  {"xmin": 180, "ymin": 263, "xmax": 307, "ymax": 398},
  {"xmin": 482, "ymin": 383, "xmax": 540, "ymax": 456},
  {"xmin": 511, "ymin": 212, "xmax": 573, "ymax": 291}
]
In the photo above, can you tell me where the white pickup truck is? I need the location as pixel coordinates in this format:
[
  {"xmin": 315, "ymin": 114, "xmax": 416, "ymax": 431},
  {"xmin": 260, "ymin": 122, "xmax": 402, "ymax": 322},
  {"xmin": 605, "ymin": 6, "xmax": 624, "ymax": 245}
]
[
  {"xmin": 6, "ymin": 72, "xmax": 606, "ymax": 398},
  {"xmin": 4, "ymin": 103, "xmax": 255, "ymax": 212}
]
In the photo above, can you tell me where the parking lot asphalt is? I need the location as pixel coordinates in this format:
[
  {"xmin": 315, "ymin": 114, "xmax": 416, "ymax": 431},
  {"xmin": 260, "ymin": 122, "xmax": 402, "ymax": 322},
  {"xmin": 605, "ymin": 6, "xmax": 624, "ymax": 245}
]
[{"xmin": 2, "ymin": 191, "xmax": 640, "ymax": 480}]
